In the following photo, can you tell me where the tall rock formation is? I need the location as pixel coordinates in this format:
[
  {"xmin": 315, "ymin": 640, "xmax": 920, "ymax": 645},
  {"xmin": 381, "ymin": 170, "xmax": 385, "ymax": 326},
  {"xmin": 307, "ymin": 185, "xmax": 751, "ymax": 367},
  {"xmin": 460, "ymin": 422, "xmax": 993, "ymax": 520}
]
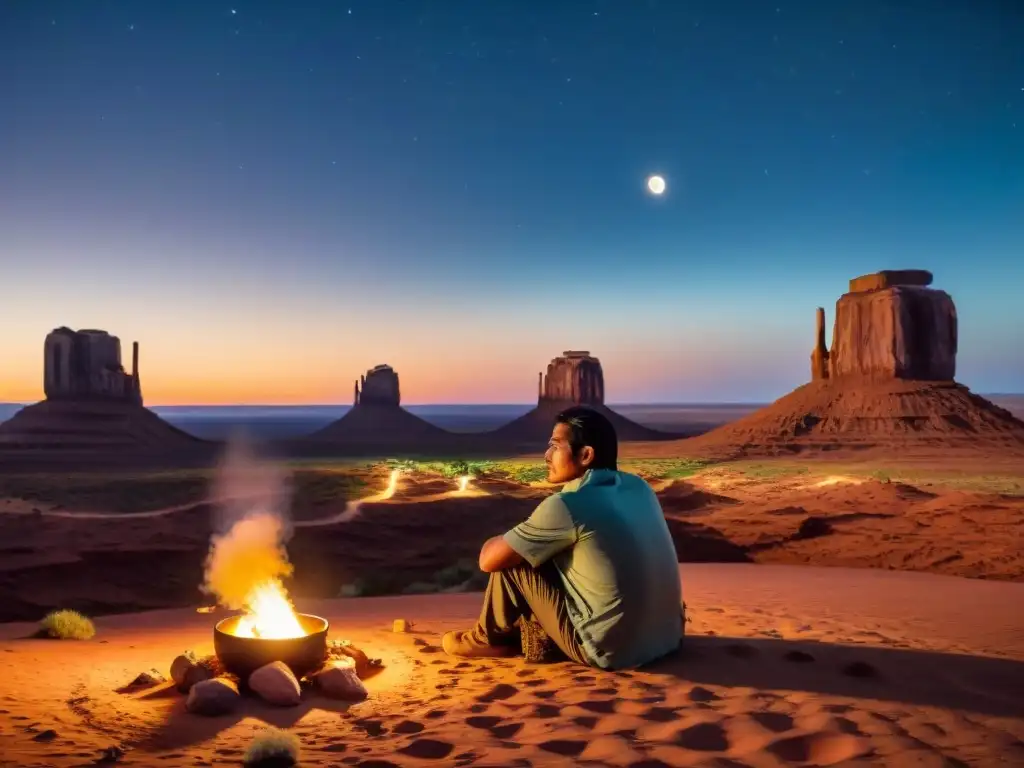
[
  {"xmin": 684, "ymin": 269, "xmax": 1024, "ymax": 459},
  {"xmin": 0, "ymin": 326, "xmax": 210, "ymax": 468},
  {"xmin": 303, "ymin": 361, "xmax": 464, "ymax": 455},
  {"xmin": 810, "ymin": 307, "xmax": 830, "ymax": 381},
  {"xmin": 828, "ymin": 270, "xmax": 957, "ymax": 382},
  {"xmin": 354, "ymin": 364, "xmax": 400, "ymax": 407},
  {"xmin": 486, "ymin": 350, "xmax": 679, "ymax": 446},
  {"xmin": 539, "ymin": 351, "xmax": 605, "ymax": 405},
  {"xmin": 43, "ymin": 327, "xmax": 143, "ymax": 405}
]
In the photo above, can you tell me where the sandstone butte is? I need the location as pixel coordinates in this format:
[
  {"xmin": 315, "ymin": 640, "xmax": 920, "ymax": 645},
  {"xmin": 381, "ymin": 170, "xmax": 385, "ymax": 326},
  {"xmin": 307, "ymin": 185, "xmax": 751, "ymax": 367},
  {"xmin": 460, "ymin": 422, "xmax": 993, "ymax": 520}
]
[
  {"xmin": 489, "ymin": 351, "xmax": 680, "ymax": 446},
  {"xmin": 681, "ymin": 269, "xmax": 1024, "ymax": 459},
  {"xmin": 302, "ymin": 362, "xmax": 461, "ymax": 454},
  {"xmin": 0, "ymin": 327, "xmax": 207, "ymax": 467}
]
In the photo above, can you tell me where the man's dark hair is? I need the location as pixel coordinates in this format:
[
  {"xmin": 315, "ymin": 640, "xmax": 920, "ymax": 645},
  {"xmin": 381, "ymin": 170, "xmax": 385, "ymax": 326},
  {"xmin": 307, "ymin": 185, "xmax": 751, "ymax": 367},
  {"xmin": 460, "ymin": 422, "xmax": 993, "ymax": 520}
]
[{"xmin": 555, "ymin": 406, "xmax": 618, "ymax": 470}]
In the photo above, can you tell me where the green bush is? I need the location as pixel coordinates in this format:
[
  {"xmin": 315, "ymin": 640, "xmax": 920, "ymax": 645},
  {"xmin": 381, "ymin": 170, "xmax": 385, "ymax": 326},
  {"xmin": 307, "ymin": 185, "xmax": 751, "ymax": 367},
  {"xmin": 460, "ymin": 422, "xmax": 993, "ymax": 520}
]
[
  {"xmin": 243, "ymin": 727, "xmax": 300, "ymax": 767},
  {"xmin": 440, "ymin": 460, "xmax": 470, "ymax": 478},
  {"xmin": 38, "ymin": 609, "xmax": 96, "ymax": 640}
]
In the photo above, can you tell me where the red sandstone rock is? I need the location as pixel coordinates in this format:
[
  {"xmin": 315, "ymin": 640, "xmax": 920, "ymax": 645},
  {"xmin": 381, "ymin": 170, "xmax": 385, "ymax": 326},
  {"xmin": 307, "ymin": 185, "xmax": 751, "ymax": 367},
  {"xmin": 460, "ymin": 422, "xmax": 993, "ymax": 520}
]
[
  {"xmin": 848, "ymin": 270, "xmax": 933, "ymax": 293},
  {"xmin": 43, "ymin": 327, "xmax": 142, "ymax": 405},
  {"xmin": 539, "ymin": 351, "xmax": 605, "ymax": 405},
  {"xmin": 810, "ymin": 307, "xmax": 830, "ymax": 381},
  {"xmin": 830, "ymin": 286, "xmax": 957, "ymax": 381},
  {"xmin": 355, "ymin": 364, "xmax": 400, "ymax": 407}
]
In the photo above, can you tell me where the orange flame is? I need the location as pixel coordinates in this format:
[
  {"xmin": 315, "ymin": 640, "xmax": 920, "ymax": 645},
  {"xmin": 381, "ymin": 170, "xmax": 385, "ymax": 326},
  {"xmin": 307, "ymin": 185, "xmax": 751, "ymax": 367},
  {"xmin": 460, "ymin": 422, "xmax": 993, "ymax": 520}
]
[{"xmin": 233, "ymin": 579, "xmax": 305, "ymax": 639}]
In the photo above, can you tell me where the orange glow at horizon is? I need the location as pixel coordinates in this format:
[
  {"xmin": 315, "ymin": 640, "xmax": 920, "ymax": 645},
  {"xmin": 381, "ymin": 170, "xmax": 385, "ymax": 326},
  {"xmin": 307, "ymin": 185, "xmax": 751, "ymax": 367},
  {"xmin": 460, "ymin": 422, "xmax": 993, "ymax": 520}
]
[{"xmin": 1, "ymin": 312, "xmax": 753, "ymax": 406}]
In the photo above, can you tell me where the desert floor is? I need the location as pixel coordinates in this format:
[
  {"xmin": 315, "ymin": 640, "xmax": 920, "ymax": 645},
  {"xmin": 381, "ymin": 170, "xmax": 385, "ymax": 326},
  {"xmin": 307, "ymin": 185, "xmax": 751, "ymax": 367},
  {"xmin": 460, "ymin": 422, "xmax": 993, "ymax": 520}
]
[
  {"xmin": 1, "ymin": 453, "xmax": 1022, "ymax": 765},
  {"xmin": 1, "ymin": 565, "xmax": 1022, "ymax": 767},
  {"xmin": 1, "ymin": 456, "xmax": 1023, "ymax": 625}
]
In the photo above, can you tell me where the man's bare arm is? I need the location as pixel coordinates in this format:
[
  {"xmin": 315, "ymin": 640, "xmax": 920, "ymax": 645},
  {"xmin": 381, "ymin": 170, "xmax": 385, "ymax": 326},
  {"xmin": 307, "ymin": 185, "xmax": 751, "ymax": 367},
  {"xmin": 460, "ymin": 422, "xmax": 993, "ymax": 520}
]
[{"xmin": 478, "ymin": 535, "xmax": 524, "ymax": 573}]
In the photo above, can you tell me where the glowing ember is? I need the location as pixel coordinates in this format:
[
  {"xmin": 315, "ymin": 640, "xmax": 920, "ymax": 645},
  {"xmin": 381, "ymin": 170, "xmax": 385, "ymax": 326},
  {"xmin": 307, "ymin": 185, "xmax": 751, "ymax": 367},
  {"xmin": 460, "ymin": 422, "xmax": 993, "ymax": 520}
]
[
  {"xmin": 232, "ymin": 578, "xmax": 306, "ymax": 639},
  {"xmin": 458, "ymin": 475, "xmax": 470, "ymax": 492}
]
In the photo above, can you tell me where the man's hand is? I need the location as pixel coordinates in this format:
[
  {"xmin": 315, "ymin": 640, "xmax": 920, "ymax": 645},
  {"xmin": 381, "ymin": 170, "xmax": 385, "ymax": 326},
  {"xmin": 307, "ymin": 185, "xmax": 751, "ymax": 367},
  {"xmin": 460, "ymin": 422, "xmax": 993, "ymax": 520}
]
[{"xmin": 478, "ymin": 535, "xmax": 525, "ymax": 573}]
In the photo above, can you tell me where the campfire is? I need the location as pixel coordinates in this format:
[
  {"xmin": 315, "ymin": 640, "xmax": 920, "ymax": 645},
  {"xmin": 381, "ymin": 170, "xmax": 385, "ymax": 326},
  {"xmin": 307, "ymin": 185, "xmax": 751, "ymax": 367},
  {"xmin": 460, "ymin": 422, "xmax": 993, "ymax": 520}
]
[{"xmin": 213, "ymin": 575, "xmax": 330, "ymax": 680}]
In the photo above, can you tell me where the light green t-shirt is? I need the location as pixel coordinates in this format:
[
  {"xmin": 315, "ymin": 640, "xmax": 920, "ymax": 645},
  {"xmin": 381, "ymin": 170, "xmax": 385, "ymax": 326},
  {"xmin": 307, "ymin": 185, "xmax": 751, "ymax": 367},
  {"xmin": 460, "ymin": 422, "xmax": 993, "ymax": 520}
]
[{"xmin": 504, "ymin": 468, "xmax": 683, "ymax": 669}]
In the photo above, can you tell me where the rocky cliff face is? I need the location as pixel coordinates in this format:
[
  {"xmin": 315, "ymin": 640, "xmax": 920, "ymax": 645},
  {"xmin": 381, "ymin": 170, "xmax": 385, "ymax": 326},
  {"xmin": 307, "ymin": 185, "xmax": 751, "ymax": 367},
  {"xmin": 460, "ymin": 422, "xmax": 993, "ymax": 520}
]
[
  {"xmin": 355, "ymin": 364, "xmax": 401, "ymax": 407},
  {"xmin": 43, "ymin": 327, "xmax": 142, "ymax": 404},
  {"xmin": 827, "ymin": 271, "xmax": 957, "ymax": 382},
  {"xmin": 539, "ymin": 351, "xmax": 605, "ymax": 405}
]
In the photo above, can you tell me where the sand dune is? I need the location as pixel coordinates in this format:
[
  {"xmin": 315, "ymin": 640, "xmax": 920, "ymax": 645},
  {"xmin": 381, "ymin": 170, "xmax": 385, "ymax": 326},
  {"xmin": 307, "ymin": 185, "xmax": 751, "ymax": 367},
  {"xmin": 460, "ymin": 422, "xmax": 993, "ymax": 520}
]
[{"xmin": 0, "ymin": 565, "xmax": 1021, "ymax": 766}]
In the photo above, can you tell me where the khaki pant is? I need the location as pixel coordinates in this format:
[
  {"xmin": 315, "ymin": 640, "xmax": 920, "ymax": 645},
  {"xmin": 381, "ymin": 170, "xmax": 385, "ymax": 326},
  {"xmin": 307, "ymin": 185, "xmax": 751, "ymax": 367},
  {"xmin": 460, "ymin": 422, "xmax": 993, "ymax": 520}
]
[{"xmin": 475, "ymin": 563, "xmax": 589, "ymax": 665}]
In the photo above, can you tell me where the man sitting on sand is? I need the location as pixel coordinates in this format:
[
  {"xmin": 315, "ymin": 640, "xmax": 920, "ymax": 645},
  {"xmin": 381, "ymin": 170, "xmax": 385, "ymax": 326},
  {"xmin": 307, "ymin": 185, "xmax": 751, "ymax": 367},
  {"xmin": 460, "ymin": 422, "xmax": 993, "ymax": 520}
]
[{"xmin": 442, "ymin": 406, "xmax": 683, "ymax": 669}]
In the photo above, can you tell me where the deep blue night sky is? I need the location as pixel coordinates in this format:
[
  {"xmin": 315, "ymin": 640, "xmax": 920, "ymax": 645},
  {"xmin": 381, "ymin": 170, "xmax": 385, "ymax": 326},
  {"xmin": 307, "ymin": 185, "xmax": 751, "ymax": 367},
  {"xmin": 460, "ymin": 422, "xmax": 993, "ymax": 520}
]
[{"xmin": 1, "ymin": 1, "xmax": 1021, "ymax": 404}]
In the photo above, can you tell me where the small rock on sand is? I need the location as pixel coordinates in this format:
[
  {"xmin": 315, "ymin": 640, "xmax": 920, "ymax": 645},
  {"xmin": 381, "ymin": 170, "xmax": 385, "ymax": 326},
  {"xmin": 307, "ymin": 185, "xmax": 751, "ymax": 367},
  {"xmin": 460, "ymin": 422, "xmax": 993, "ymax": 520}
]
[
  {"xmin": 312, "ymin": 661, "xmax": 368, "ymax": 701},
  {"xmin": 249, "ymin": 661, "xmax": 302, "ymax": 706},
  {"xmin": 171, "ymin": 652, "xmax": 212, "ymax": 692},
  {"xmin": 186, "ymin": 678, "xmax": 240, "ymax": 716},
  {"xmin": 329, "ymin": 641, "xmax": 372, "ymax": 676},
  {"xmin": 119, "ymin": 668, "xmax": 166, "ymax": 692}
]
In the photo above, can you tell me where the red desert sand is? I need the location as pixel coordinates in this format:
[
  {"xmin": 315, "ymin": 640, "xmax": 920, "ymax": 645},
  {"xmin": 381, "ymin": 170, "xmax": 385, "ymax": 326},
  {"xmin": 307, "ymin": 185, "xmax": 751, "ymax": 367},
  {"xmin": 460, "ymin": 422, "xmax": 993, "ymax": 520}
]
[{"xmin": 1, "ymin": 565, "xmax": 1022, "ymax": 767}]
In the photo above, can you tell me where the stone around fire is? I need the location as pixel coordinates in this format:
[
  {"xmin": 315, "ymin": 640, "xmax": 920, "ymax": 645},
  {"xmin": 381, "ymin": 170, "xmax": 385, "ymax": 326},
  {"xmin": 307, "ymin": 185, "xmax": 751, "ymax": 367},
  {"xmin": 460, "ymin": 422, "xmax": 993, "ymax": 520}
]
[
  {"xmin": 249, "ymin": 661, "xmax": 302, "ymax": 707},
  {"xmin": 186, "ymin": 678, "xmax": 240, "ymax": 716}
]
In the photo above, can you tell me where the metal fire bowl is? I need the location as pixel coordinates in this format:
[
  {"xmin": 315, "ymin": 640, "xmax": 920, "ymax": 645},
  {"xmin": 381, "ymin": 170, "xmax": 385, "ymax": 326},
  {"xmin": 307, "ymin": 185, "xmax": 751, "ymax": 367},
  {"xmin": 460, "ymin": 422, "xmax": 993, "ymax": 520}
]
[{"xmin": 213, "ymin": 613, "xmax": 329, "ymax": 680}]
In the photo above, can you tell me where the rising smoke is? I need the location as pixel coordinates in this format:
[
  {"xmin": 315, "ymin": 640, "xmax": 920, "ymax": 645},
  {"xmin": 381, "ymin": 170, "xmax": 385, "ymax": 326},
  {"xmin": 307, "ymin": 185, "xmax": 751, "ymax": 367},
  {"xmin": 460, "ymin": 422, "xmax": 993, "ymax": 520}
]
[{"xmin": 201, "ymin": 437, "xmax": 295, "ymax": 610}]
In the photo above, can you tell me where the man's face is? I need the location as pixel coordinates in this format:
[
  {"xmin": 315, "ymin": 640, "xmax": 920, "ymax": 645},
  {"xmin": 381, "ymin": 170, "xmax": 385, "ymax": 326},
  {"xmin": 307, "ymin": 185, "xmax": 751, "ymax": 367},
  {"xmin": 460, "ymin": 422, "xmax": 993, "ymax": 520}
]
[{"xmin": 545, "ymin": 422, "xmax": 593, "ymax": 484}]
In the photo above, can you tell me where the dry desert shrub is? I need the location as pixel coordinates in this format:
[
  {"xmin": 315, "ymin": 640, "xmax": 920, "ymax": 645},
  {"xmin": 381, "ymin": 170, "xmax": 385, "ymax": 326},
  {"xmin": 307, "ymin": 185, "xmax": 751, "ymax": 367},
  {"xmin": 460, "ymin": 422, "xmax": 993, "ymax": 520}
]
[
  {"xmin": 38, "ymin": 609, "xmax": 96, "ymax": 640},
  {"xmin": 243, "ymin": 726, "xmax": 301, "ymax": 767}
]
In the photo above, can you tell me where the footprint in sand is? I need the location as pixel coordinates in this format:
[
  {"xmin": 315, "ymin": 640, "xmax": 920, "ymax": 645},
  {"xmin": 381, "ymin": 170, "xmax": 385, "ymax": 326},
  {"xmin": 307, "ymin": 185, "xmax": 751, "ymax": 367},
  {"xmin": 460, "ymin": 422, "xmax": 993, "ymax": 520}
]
[
  {"xmin": 765, "ymin": 731, "xmax": 871, "ymax": 764},
  {"xmin": 688, "ymin": 686, "xmax": 719, "ymax": 702},
  {"xmin": 353, "ymin": 718, "xmax": 387, "ymax": 736},
  {"xmin": 641, "ymin": 705, "xmax": 680, "ymax": 723},
  {"xmin": 577, "ymin": 698, "xmax": 617, "ymax": 714},
  {"xmin": 538, "ymin": 739, "xmax": 588, "ymax": 757},
  {"xmin": 398, "ymin": 739, "xmax": 455, "ymax": 760},
  {"xmin": 477, "ymin": 683, "xmax": 518, "ymax": 702},
  {"xmin": 465, "ymin": 715, "xmax": 501, "ymax": 729},
  {"xmin": 392, "ymin": 720, "xmax": 424, "ymax": 734},
  {"xmin": 689, "ymin": 724, "xmax": 739, "ymax": 753},
  {"xmin": 490, "ymin": 722, "xmax": 524, "ymax": 739},
  {"xmin": 750, "ymin": 711, "xmax": 796, "ymax": 733}
]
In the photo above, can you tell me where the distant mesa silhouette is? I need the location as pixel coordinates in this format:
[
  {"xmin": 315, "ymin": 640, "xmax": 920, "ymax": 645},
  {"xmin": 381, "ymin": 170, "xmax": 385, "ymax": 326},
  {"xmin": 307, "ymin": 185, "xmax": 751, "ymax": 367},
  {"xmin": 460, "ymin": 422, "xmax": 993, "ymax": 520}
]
[
  {"xmin": 685, "ymin": 269, "xmax": 1024, "ymax": 458},
  {"xmin": 0, "ymin": 327, "xmax": 209, "ymax": 468},
  {"xmin": 489, "ymin": 350, "xmax": 679, "ymax": 447},
  {"xmin": 302, "ymin": 363, "xmax": 461, "ymax": 454}
]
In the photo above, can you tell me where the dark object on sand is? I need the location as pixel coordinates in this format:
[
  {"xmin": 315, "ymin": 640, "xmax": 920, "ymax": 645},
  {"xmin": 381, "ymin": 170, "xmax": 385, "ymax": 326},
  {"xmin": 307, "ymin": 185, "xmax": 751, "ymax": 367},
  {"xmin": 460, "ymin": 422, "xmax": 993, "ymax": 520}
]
[
  {"xmin": 841, "ymin": 660, "xmax": 878, "ymax": 678},
  {"xmin": 214, "ymin": 614, "xmax": 329, "ymax": 680},
  {"xmin": 520, "ymin": 618, "xmax": 564, "ymax": 663}
]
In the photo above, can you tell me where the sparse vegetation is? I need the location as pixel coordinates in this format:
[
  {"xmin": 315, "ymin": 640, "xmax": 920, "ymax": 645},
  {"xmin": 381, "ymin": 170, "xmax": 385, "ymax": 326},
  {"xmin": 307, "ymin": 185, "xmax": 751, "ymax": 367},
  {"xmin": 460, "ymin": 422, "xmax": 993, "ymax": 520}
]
[
  {"xmin": 243, "ymin": 727, "xmax": 301, "ymax": 768},
  {"xmin": 0, "ymin": 466, "xmax": 368, "ymax": 515},
  {"xmin": 38, "ymin": 609, "xmax": 96, "ymax": 640},
  {"xmin": 734, "ymin": 463, "xmax": 811, "ymax": 480},
  {"xmin": 621, "ymin": 458, "xmax": 708, "ymax": 481}
]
